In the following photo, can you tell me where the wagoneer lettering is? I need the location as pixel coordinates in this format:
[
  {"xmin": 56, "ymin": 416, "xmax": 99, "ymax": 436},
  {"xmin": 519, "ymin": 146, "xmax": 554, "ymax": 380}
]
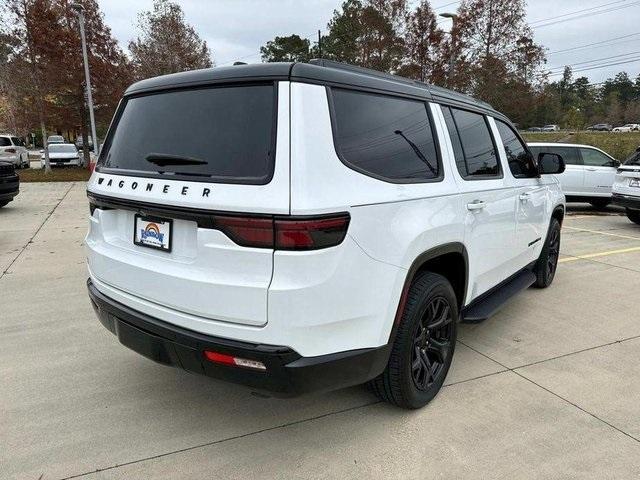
[{"xmin": 86, "ymin": 60, "xmax": 566, "ymax": 409}]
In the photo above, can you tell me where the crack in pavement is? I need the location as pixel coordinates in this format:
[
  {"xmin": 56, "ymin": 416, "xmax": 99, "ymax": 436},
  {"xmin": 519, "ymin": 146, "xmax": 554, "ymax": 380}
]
[
  {"xmin": 0, "ymin": 182, "xmax": 76, "ymax": 281},
  {"xmin": 457, "ymin": 338, "xmax": 640, "ymax": 445}
]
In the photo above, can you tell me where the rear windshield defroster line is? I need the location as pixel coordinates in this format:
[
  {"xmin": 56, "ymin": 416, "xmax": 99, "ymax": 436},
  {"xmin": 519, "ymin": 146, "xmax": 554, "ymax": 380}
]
[{"xmin": 97, "ymin": 82, "xmax": 278, "ymax": 185}]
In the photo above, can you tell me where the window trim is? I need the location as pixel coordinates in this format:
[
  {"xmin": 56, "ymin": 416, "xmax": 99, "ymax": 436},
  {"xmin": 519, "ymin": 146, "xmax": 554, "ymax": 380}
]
[
  {"xmin": 95, "ymin": 81, "xmax": 280, "ymax": 186},
  {"xmin": 326, "ymin": 86, "xmax": 444, "ymax": 185},
  {"xmin": 493, "ymin": 118, "xmax": 538, "ymax": 179},
  {"xmin": 443, "ymin": 104, "xmax": 503, "ymax": 181}
]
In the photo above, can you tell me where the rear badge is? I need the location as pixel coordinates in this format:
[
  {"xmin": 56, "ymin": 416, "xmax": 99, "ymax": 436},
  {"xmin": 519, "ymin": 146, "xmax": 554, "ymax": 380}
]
[{"xmin": 134, "ymin": 215, "xmax": 172, "ymax": 252}]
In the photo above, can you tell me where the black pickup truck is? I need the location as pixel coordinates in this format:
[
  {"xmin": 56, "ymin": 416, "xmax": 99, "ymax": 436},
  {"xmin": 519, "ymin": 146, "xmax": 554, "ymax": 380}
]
[{"xmin": 0, "ymin": 161, "xmax": 19, "ymax": 208}]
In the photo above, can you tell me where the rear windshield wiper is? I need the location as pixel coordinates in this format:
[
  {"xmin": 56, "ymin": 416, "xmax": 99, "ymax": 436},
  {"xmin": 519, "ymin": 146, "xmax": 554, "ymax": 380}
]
[{"xmin": 145, "ymin": 153, "xmax": 208, "ymax": 167}]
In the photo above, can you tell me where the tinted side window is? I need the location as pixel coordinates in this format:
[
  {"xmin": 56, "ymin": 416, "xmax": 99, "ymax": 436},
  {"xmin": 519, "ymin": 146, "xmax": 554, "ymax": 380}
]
[
  {"xmin": 495, "ymin": 120, "xmax": 535, "ymax": 178},
  {"xmin": 331, "ymin": 89, "xmax": 440, "ymax": 182},
  {"xmin": 580, "ymin": 148, "xmax": 614, "ymax": 167},
  {"xmin": 11, "ymin": 137, "xmax": 24, "ymax": 147},
  {"xmin": 450, "ymin": 108, "xmax": 500, "ymax": 178},
  {"xmin": 442, "ymin": 107, "xmax": 467, "ymax": 177},
  {"xmin": 0, "ymin": 137, "xmax": 10, "ymax": 147},
  {"xmin": 529, "ymin": 146, "xmax": 581, "ymax": 166}
]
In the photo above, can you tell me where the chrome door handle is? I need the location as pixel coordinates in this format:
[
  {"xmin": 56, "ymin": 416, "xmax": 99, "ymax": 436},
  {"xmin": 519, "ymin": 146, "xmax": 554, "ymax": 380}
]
[
  {"xmin": 519, "ymin": 193, "xmax": 531, "ymax": 202},
  {"xmin": 467, "ymin": 200, "xmax": 486, "ymax": 211},
  {"xmin": 586, "ymin": 167, "xmax": 597, "ymax": 171}
]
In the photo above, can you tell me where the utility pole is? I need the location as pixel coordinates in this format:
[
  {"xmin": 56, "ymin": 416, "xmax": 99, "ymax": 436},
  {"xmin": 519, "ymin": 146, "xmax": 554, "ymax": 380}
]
[
  {"xmin": 70, "ymin": 2, "xmax": 99, "ymax": 163},
  {"xmin": 318, "ymin": 30, "xmax": 322, "ymax": 58}
]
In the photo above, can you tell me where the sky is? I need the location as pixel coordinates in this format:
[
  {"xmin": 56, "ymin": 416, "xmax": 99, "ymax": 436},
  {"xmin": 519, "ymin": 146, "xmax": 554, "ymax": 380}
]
[{"xmin": 100, "ymin": 0, "xmax": 640, "ymax": 83}]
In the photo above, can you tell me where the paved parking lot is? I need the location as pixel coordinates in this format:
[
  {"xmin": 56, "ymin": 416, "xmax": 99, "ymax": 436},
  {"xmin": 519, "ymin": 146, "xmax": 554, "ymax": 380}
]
[{"xmin": 2, "ymin": 182, "xmax": 639, "ymax": 479}]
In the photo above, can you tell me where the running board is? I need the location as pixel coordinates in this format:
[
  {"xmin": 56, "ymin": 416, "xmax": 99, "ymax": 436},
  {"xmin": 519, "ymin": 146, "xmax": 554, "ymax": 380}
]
[{"xmin": 461, "ymin": 270, "xmax": 536, "ymax": 323}]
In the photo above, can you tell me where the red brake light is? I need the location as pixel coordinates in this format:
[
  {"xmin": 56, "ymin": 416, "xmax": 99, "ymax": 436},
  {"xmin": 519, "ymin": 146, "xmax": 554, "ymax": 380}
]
[
  {"xmin": 212, "ymin": 213, "xmax": 350, "ymax": 250},
  {"xmin": 203, "ymin": 351, "xmax": 267, "ymax": 371}
]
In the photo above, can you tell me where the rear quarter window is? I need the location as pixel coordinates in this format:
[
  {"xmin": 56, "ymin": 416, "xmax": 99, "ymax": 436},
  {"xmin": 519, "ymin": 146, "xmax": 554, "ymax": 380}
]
[
  {"xmin": 329, "ymin": 88, "xmax": 441, "ymax": 183},
  {"xmin": 99, "ymin": 83, "xmax": 277, "ymax": 184}
]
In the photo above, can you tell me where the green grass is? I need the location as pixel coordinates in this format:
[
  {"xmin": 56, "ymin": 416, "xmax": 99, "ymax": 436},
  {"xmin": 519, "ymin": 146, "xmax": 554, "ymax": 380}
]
[
  {"xmin": 521, "ymin": 131, "xmax": 640, "ymax": 161},
  {"xmin": 18, "ymin": 167, "xmax": 92, "ymax": 182}
]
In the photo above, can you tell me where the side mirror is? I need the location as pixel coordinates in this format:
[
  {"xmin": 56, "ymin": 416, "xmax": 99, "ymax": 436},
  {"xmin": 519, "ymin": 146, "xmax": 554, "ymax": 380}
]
[
  {"xmin": 612, "ymin": 159, "xmax": 621, "ymax": 168},
  {"xmin": 538, "ymin": 152, "xmax": 565, "ymax": 175}
]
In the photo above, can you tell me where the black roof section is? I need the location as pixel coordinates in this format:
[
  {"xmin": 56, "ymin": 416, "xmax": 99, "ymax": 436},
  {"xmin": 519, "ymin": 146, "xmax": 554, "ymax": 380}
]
[{"xmin": 125, "ymin": 59, "xmax": 498, "ymax": 116}]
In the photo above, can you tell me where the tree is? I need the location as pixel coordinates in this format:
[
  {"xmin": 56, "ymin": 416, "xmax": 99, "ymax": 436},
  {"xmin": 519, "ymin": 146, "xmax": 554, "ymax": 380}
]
[
  {"xmin": 397, "ymin": 0, "xmax": 445, "ymax": 83},
  {"xmin": 129, "ymin": 0, "xmax": 213, "ymax": 81},
  {"xmin": 322, "ymin": 0, "xmax": 405, "ymax": 71},
  {"xmin": 260, "ymin": 35, "xmax": 311, "ymax": 62}
]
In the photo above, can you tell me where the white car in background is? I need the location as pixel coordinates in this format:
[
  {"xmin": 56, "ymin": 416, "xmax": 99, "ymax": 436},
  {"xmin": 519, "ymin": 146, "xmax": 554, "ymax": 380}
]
[
  {"xmin": 41, "ymin": 143, "xmax": 82, "ymax": 167},
  {"xmin": 46, "ymin": 135, "xmax": 65, "ymax": 144},
  {"xmin": 541, "ymin": 124, "xmax": 560, "ymax": 132},
  {"xmin": 612, "ymin": 124, "xmax": 640, "ymax": 133},
  {"xmin": 0, "ymin": 134, "xmax": 30, "ymax": 168},
  {"xmin": 613, "ymin": 147, "xmax": 640, "ymax": 225},
  {"xmin": 528, "ymin": 142, "xmax": 620, "ymax": 208}
]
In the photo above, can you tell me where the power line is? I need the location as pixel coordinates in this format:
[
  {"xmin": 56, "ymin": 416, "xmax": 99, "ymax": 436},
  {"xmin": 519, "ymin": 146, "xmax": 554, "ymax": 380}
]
[
  {"xmin": 549, "ymin": 56, "xmax": 640, "ymax": 76},
  {"xmin": 529, "ymin": 0, "xmax": 628, "ymax": 25},
  {"xmin": 548, "ymin": 50, "xmax": 640, "ymax": 72},
  {"xmin": 532, "ymin": 1, "xmax": 640, "ymax": 29},
  {"xmin": 548, "ymin": 32, "xmax": 640, "ymax": 56}
]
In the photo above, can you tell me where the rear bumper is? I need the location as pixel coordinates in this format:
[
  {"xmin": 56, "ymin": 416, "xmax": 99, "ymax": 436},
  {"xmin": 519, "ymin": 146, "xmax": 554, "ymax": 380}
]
[
  {"xmin": 88, "ymin": 279, "xmax": 390, "ymax": 397},
  {"xmin": 0, "ymin": 175, "xmax": 19, "ymax": 201},
  {"xmin": 612, "ymin": 193, "xmax": 640, "ymax": 210}
]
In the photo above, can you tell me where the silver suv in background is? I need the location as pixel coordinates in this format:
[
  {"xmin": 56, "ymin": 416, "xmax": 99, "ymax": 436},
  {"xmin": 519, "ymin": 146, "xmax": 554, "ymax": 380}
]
[{"xmin": 0, "ymin": 134, "xmax": 29, "ymax": 168}]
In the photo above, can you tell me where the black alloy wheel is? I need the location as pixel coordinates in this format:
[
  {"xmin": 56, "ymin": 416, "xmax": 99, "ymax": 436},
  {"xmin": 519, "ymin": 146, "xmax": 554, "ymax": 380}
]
[{"xmin": 411, "ymin": 297, "xmax": 454, "ymax": 392}]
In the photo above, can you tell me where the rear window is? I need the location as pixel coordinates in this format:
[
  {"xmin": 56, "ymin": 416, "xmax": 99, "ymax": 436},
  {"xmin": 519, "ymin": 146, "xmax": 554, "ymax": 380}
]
[
  {"xmin": 330, "ymin": 88, "xmax": 440, "ymax": 182},
  {"xmin": 49, "ymin": 144, "xmax": 77, "ymax": 153},
  {"xmin": 0, "ymin": 137, "xmax": 11, "ymax": 147},
  {"xmin": 100, "ymin": 84, "xmax": 277, "ymax": 184}
]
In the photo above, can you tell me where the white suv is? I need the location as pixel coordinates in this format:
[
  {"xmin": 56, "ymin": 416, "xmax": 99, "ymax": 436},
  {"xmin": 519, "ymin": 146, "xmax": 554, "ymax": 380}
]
[
  {"xmin": 0, "ymin": 134, "xmax": 29, "ymax": 168},
  {"xmin": 613, "ymin": 147, "xmax": 640, "ymax": 224},
  {"xmin": 528, "ymin": 143, "xmax": 619, "ymax": 208},
  {"xmin": 86, "ymin": 61, "xmax": 565, "ymax": 409}
]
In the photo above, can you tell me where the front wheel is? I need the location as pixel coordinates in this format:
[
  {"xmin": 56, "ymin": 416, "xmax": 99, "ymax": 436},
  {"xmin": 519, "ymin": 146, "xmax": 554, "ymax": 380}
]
[
  {"xmin": 627, "ymin": 209, "xmax": 640, "ymax": 225},
  {"xmin": 369, "ymin": 272, "xmax": 457, "ymax": 409},
  {"xmin": 534, "ymin": 218, "xmax": 561, "ymax": 288}
]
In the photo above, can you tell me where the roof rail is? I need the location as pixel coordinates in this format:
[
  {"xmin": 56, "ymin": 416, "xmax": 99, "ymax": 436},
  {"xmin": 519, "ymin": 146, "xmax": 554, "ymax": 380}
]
[
  {"xmin": 309, "ymin": 59, "xmax": 422, "ymax": 88},
  {"xmin": 308, "ymin": 58, "xmax": 494, "ymax": 111}
]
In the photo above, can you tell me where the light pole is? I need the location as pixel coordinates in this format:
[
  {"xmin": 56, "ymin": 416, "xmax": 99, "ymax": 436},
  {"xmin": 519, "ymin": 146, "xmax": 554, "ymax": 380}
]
[
  {"xmin": 70, "ymin": 2, "xmax": 99, "ymax": 160},
  {"xmin": 439, "ymin": 12, "xmax": 459, "ymax": 88}
]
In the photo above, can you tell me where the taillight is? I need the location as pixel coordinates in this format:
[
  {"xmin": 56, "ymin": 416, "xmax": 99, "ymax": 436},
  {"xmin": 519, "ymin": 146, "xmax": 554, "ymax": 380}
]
[
  {"xmin": 275, "ymin": 215, "xmax": 350, "ymax": 250},
  {"xmin": 212, "ymin": 213, "xmax": 350, "ymax": 250},
  {"xmin": 214, "ymin": 216, "xmax": 274, "ymax": 248}
]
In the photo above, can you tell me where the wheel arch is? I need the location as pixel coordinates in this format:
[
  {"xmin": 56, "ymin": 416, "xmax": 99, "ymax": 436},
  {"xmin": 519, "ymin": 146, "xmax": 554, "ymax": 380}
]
[{"xmin": 388, "ymin": 243, "xmax": 468, "ymax": 344}]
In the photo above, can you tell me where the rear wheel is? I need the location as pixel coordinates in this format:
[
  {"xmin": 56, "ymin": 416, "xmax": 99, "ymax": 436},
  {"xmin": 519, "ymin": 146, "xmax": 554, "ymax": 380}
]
[
  {"xmin": 369, "ymin": 272, "xmax": 457, "ymax": 409},
  {"xmin": 0, "ymin": 200, "xmax": 9, "ymax": 208},
  {"xmin": 627, "ymin": 209, "xmax": 640, "ymax": 225},
  {"xmin": 534, "ymin": 218, "xmax": 561, "ymax": 288},
  {"xmin": 589, "ymin": 199, "xmax": 610, "ymax": 209}
]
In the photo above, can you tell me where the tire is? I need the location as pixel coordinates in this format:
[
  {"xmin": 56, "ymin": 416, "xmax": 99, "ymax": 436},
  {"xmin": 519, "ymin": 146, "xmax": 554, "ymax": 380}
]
[
  {"xmin": 534, "ymin": 218, "xmax": 561, "ymax": 288},
  {"xmin": 627, "ymin": 209, "xmax": 640, "ymax": 225},
  {"xmin": 0, "ymin": 201, "xmax": 9, "ymax": 208},
  {"xmin": 589, "ymin": 199, "xmax": 610, "ymax": 209},
  {"xmin": 368, "ymin": 272, "xmax": 457, "ymax": 409}
]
